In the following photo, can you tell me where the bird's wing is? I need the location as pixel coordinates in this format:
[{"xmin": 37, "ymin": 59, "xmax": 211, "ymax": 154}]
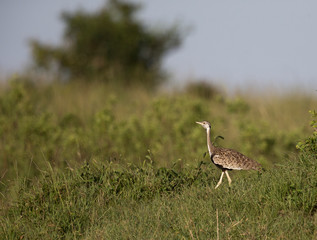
[{"xmin": 212, "ymin": 148, "xmax": 261, "ymax": 170}]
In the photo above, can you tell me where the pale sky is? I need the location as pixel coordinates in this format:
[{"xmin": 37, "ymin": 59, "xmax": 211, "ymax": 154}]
[{"xmin": 1, "ymin": 0, "xmax": 317, "ymax": 91}]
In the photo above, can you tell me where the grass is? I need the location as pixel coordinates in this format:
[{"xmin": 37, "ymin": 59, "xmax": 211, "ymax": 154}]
[
  {"xmin": 1, "ymin": 152, "xmax": 316, "ymax": 239},
  {"xmin": 0, "ymin": 79, "xmax": 317, "ymax": 239}
]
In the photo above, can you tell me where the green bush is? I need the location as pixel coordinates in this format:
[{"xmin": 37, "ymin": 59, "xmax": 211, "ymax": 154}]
[
  {"xmin": 0, "ymin": 80, "xmax": 315, "ymax": 190},
  {"xmin": 30, "ymin": 0, "xmax": 182, "ymax": 87},
  {"xmin": 1, "ymin": 161, "xmax": 212, "ymax": 239},
  {"xmin": 1, "ymin": 80, "xmax": 317, "ymax": 239},
  {"xmin": 296, "ymin": 110, "xmax": 317, "ymax": 156},
  {"xmin": 184, "ymin": 81, "xmax": 221, "ymax": 100},
  {"xmin": 1, "ymin": 152, "xmax": 316, "ymax": 239}
]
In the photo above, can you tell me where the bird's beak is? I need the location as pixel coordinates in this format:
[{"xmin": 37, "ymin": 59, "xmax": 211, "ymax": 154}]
[{"xmin": 196, "ymin": 121, "xmax": 203, "ymax": 126}]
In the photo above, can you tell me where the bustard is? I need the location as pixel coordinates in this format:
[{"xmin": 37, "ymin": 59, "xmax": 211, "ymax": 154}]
[{"xmin": 196, "ymin": 121, "xmax": 261, "ymax": 189}]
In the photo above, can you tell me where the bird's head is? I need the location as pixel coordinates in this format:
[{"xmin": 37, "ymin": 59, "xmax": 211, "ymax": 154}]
[{"xmin": 196, "ymin": 121, "xmax": 211, "ymax": 130}]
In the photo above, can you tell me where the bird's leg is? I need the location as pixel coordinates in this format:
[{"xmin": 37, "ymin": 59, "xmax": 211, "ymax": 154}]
[
  {"xmin": 215, "ymin": 171, "xmax": 225, "ymax": 189},
  {"xmin": 225, "ymin": 170, "xmax": 232, "ymax": 186}
]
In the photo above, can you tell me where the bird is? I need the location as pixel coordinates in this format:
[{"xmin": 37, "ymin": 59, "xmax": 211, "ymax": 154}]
[{"xmin": 196, "ymin": 121, "xmax": 261, "ymax": 189}]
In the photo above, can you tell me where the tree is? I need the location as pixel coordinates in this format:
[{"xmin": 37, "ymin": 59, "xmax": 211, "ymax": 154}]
[{"xmin": 31, "ymin": 0, "xmax": 182, "ymax": 87}]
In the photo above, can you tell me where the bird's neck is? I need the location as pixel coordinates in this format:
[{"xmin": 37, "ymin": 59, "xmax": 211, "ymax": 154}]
[{"xmin": 206, "ymin": 127, "xmax": 215, "ymax": 156}]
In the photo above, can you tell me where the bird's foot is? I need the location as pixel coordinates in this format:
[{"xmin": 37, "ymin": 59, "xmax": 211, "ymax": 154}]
[{"xmin": 214, "ymin": 182, "xmax": 222, "ymax": 189}]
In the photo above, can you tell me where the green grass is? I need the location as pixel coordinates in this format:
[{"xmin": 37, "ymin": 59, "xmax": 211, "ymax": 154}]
[
  {"xmin": 1, "ymin": 152, "xmax": 316, "ymax": 239},
  {"xmin": 0, "ymin": 79, "xmax": 317, "ymax": 239}
]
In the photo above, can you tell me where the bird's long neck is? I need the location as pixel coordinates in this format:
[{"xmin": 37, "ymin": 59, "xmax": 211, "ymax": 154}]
[{"xmin": 206, "ymin": 127, "xmax": 215, "ymax": 156}]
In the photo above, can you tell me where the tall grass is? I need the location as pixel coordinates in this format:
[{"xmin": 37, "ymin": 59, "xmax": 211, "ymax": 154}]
[
  {"xmin": 1, "ymin": 150, "xmax": 316, "ymax": 239},
  {"xmin": 0, "ymin": 79, "xmax": 316, "ymax": 239}
]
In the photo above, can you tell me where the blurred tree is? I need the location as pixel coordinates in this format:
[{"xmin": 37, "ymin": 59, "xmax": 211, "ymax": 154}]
[{"xmin": 30, "ymin": 0, "xmax": 182, "ymax": 88}]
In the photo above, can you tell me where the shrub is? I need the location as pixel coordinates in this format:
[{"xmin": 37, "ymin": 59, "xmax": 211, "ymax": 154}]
[
  {"xmin": 30, "ymin": 0, "xmax": 182, "ymax": 88},
  {"xmin": 296, "ymin": 110, "xmax": 317, "ymax": 156},
  {"xmin": 184, "ymin": 81, "xmax": 221, "ymax": 100}
]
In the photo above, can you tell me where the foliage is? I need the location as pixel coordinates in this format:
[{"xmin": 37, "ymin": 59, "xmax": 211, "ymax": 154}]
[
  {"xmin": 30, "ymin": 0, "xmax": 182, "ymax": 87},
  {"xmin": 0, "ymin": 78, "xmax": 317, "ymax": 239},
  {"xmin": 0, "ymin": 161, "xmax": 206, "ymax": 239},
  {"xmin": 296, "ymin": 110, "xmax": 317, "ymax": 156},
  {"xmin": 184, "ymin": 81, "xmax": 222, "ymax": 100},
  {"xmin": 226, "ymin": 97, "xmax": 250, "ymax": 114},
  {"xmin": 1, "ymin": 152, "xmax": 316, "ymax": 239},
  {"xmin": 0, "ymin": 80, "xmax": 316, "ymax": 191}
]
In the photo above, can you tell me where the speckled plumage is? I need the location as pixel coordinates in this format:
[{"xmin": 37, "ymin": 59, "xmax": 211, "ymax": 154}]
[
  {"xmin": 196, "ymin": 120, "xmax": 261, "ymax": 188},
  {"xmin": 211, "ymin": 147, "xmax": 261, "ymax": 171}
]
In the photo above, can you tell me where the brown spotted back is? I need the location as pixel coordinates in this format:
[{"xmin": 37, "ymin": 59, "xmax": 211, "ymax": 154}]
[{"xmin": 212, "ymin": 147, "xmax": 261, "ymax": 170}]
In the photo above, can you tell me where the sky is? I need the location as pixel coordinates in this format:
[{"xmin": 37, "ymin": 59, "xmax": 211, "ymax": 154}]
[{"xmin": 1, "ymin": 0, "xmax": 317, "ymax": 91}]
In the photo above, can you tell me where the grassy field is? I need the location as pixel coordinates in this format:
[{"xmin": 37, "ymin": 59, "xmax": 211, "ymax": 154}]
[{"xmin": 0, "ymin": 79, "xmax": 316, "ymax": 239}]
